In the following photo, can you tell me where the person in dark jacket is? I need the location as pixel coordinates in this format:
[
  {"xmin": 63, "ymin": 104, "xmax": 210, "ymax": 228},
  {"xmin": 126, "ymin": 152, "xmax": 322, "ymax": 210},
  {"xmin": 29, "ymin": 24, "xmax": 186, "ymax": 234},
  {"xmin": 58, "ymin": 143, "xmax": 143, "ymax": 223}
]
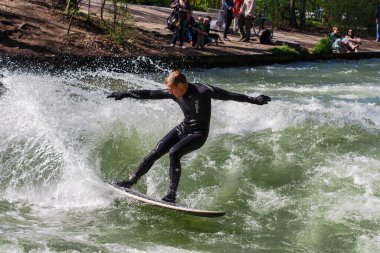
[
  {"xmin": 107, "ymin": 71, "xmax": 271, "ymax": 203},
  {"xmin": 170, "ymin": 0, "xmax": 192, "ymax": 48},
  {"xmin": 222, "ymin": 0, "xmax": 235, "ymax": 40}
]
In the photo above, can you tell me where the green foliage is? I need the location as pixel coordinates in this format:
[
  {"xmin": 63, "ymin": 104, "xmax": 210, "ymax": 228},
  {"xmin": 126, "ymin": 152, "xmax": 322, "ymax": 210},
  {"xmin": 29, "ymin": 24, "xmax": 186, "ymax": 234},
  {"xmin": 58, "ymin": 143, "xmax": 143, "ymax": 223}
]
[
  {"xmin": 100, "ymin": 10, "xmax": 137, "ymax": 44},
  {"xmin": 254, "ymin": 0, "xmax": 378, "ymax": 36},
  {"xmin": 192, "ymin": 0, "xmax": 220, "ymax": 11},
  {"xmin": 312, "ymin": 37, "xmax": 332, "ymax": 55},
  {"xmin": 317, "ymin": 0, "xmax": 378, "ymax": 36},
  {"xmin": 65, "ymin": 0, "xmax": 79, "ymax": 15},
  {"xmin": 272, "ymin": 45, "xmax": 301, "ymax": 57}
]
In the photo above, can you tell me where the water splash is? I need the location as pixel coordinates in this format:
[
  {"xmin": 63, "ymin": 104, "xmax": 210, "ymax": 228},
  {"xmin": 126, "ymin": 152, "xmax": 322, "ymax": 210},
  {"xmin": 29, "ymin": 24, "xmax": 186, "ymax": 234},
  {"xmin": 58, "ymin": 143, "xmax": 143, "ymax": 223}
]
[{"xmin": 0, "ymin": 59, "xmax": 379, "ymax": 252}]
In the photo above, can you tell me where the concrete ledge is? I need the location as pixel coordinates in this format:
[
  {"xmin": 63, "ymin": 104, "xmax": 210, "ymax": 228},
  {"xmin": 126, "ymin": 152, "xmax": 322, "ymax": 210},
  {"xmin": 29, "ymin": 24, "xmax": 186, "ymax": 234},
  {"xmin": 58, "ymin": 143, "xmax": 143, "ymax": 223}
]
[{"xmin": 1, "ymin": 51, "xmax": 380, "ymax": 74}]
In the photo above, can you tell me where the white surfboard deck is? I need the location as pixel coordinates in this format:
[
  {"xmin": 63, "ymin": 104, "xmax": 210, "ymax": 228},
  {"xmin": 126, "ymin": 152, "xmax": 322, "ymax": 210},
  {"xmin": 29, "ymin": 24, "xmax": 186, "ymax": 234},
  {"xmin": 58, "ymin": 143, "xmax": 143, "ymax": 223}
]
[{"xmin": 107, "ymin": 183, "xmax": 225, "ymax": 218}]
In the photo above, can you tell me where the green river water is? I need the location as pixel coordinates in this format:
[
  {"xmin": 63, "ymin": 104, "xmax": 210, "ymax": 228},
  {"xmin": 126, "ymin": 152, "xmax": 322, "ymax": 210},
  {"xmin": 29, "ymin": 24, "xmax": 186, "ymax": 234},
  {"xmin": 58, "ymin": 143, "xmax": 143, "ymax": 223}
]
[{"xmin": 0, "ymin": 59, "xmax": 379, "ymax": 252}]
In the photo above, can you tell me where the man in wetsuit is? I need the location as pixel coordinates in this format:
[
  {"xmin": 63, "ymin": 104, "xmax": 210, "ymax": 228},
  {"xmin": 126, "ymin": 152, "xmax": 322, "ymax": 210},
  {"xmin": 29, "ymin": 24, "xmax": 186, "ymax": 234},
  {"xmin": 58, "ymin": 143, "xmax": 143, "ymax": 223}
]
[{"xmin": 107, "ymin": 71, "xmax": 271, "ymax": 203}]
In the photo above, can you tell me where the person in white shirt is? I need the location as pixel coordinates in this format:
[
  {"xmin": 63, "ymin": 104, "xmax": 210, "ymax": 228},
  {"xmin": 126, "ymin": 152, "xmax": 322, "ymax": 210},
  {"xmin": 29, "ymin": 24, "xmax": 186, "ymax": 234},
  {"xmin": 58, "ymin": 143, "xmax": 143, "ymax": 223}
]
[{"xmin": 238, "ymin": 0, "xmax": 256, "ymax": 42}]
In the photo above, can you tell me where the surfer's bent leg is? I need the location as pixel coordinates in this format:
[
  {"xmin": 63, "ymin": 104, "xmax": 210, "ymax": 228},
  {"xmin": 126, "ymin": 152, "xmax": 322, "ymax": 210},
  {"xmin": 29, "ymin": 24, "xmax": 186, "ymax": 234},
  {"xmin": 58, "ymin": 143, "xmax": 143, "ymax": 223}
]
[
  {"xmin": 162, "ymin": 133, "xmax": 207, "ymax": 203},
  {"xmin": 116, "ymin": 126, "xmax": 181, "ymax": 189}
]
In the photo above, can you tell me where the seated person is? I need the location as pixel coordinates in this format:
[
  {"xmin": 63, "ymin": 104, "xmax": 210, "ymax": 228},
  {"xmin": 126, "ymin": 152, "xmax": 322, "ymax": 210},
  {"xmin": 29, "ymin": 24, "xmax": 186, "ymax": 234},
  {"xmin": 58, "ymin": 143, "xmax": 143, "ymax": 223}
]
[
  {"xmin": 203, "ymin": 17, "xmax": 213, "ymax": 45},
  {"xmin": 328, "ymin": 26, "xmax": 341, "ymax": 41},
  {"xmin": 192, "ymin": 17, "xmax": 208, "ymax": 49},
  {"xmin": 329, "ymin": 26, "xmax": 351, "ymax": 53},
  {"xmin": 343, "ymin": 29, "xmax": 361, "ymax": 52}
]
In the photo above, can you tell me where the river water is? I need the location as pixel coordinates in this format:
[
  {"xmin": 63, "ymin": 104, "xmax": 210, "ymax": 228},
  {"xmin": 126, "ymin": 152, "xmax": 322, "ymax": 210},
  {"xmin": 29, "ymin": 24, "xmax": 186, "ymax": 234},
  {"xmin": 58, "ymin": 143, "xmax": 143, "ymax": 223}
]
[{"xmin": 0, "ymin": 59, "xmax": 379, "ymax": 253}]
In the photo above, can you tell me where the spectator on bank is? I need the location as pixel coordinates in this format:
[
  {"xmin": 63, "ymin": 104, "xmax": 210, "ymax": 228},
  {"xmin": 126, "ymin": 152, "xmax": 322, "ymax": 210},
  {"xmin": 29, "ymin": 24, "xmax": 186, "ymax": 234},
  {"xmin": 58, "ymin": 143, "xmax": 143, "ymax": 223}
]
[
  {"xmin": 376, "ymin": 5, "xmax": 380, "ymax": 42},
  {"xmin": 170, "ymin": 0, "xmax": 192, "ymax": 48},
  {"xmin": 203, "ymin": 17, "xmax": 213, "ymax": 45},
  {"xmin": 191, "ymin": 17, "xmax": 213, "ymax": 49},
  {"xmin": 344, "ymin": 29, "xmax": 361, "ymax": 52},
  {"xmin": 193, "ymin": 17, "xmax": 205, "ymax": 49},
  {"xmin": 328, "ymin": 26, "xmax": 341, "ymax": 41},
  {"xmin": 329, "ymin": 27, "xmax": 351, "ymax": 53},
  {"xmin": 232, "ymin": 0, "xmax": 244, "ymax": 36},
  {"xmin": 185, "ymin": 12, "xmax": 195, "ymax": 44},
  {"xmin": 222, "ymin": 0, "xmax": 235, "ymax": 41},
  {"xmin": 238, "ymin": 0, "xmax": 256, "ymax": 42}
]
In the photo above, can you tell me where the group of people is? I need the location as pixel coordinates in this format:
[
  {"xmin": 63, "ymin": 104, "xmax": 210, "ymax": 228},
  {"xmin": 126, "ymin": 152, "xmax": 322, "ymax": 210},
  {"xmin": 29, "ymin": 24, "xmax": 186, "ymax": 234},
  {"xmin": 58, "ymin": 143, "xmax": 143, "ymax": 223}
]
[
  {"xmin": 223, "ymin": 0, "xmax": 256, "ymax": 42},
  {"xmin": 168, "ymin": 0, "xmax": 257, "ymax": 49},
  {"xmin": 328, "ymin": 27, "xmax": 361, "ymax": 53},
  {"xmin": 169, "ymin": 0, "xmax": 213, "ymax": 49}
]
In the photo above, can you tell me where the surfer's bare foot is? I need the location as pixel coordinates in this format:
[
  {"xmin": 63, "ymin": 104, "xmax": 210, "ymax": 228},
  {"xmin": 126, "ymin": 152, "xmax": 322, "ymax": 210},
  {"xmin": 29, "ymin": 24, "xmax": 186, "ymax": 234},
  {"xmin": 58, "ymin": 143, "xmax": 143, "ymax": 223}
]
[{"xmin": 162, "ymin": 189, "xmax": 176, "ymax": 203}]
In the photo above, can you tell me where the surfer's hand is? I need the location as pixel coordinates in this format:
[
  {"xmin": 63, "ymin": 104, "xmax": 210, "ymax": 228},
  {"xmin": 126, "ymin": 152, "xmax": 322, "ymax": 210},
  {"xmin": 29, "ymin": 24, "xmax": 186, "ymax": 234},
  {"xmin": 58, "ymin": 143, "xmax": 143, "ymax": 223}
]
[
  {"xmin": 251, "ymin": 95, "xmax": 271, "ymax": 105},
  {"xmin": 107, "ymin": 92, "xmax": 124, "ymax": 100}
]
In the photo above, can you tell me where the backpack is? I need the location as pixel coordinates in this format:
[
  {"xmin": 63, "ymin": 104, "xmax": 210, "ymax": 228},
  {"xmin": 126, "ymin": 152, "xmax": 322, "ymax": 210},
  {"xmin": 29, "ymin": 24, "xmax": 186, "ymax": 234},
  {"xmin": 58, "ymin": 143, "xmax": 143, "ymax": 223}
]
[
  {"xmin": 167, "ymin": 11, "xmax": 180, "ymax": 31},
  {"xmin": 260, "ymin": 29, "xmax": 272, "ymax": 44}
]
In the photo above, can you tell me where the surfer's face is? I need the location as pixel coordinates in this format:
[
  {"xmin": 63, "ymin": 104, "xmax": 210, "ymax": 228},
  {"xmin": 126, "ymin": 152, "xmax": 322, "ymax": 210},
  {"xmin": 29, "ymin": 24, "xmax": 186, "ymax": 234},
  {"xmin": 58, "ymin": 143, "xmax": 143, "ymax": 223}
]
[{"xmin": 165, "ymin": 82, "xmax": 188, "ymax": 98}]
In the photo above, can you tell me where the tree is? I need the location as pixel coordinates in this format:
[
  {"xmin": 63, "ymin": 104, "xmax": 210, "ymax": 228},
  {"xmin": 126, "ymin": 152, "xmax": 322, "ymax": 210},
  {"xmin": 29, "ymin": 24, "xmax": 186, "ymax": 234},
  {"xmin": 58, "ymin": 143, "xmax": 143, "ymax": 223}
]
[
  {"xmin": 289, "ymin": 0, "xmax": 298, "ymax": 28},
  {"xmin": 100, "ymin": 0, "xmax": 107, "ymax": 20},
  {"xmin": 113, "ymin": 0, "xmax": 117, "ymax": 32},
  {"xmin": 66, "ymin": 0, "xmax": 82, "ymax": 35},
  {"xmin": 299, "ymin": 0, "xmax": 306, "ymax": 29}
]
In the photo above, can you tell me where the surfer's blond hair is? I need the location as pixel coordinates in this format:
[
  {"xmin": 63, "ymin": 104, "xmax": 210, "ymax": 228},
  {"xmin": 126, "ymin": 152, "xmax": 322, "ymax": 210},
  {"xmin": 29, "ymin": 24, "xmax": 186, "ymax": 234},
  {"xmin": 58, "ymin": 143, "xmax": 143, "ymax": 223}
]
[{"xmin": 165, "ymin": 71, "xmax": 187, "ymax": 86}]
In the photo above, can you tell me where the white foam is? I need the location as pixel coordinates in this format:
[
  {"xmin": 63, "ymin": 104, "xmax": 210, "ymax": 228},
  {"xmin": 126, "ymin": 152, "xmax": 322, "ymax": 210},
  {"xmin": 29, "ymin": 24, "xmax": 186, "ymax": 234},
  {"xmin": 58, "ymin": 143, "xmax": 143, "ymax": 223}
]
[
  {"xmin": 0, "ymin": 74, "xmax": 114, "ymax": 208},
  {"xmin": 104, "ymin": 244, "xmax": 206, "ymax": 253},
  {"xmin": 356, "ymin": 235, "xmax": 380, "ymax": 253},
  {"xmin": 312, "ymin": 155, "xmax": 380, "ymax": 222},
  {"xmin": 247, "ymin": 186, "xmax": 290, "ymax": 215}
]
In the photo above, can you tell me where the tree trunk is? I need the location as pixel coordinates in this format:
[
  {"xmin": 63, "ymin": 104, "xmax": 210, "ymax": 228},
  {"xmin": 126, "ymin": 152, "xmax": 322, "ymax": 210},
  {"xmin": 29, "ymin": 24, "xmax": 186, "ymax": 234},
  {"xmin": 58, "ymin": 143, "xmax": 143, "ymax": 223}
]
[
  {"xmin": 88, "ymin": 0, "xmax": 91, "ymax": 16},
  {"xmin": 289, "ymin": 0, "xmax": 298, "ymax": 28},
  {"xmin": 299, "ymin": 0, "xmax": 306, "ymax": 30},
  {"xmin": 100, "ymin": 0, "xmax": 106, "ymax": 20},
  {"xmin": 65, "ymin": 0, "xmax": 71, "ymax": 13},
  {"xmin": 67, "ymin": 0, "xmax": 82, "ymax": 35},
  {"xmin": 113, "ymin": 0, "xmax": 117, "ymax": 32},
  {"xmin": 66, "ymin": 0, "xmax": 78, "ymax": 14},
  {"xmin": 67, "ymin": 14, "xmax": 75, "ymax": 35}
]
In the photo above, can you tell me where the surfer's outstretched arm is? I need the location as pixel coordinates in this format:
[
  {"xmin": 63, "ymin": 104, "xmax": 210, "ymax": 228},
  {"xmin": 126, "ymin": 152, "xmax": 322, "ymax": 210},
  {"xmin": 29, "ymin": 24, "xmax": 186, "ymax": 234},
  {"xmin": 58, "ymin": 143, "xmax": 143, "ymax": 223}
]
[
  {"xmin": 107, "ymin": 89, "xmax": 173, "ymax": 100},
  {"xmin": 209, "ymin": 85, "xmax": 271, "ymax": 105}
]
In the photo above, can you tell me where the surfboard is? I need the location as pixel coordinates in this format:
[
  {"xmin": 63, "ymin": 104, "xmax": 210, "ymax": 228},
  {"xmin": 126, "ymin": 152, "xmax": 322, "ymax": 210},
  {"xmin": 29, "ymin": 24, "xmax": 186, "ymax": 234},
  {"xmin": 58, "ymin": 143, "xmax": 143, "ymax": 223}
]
[{"xmin": 107, "ymin": 183, "xmax": 225, "ymax": 218}]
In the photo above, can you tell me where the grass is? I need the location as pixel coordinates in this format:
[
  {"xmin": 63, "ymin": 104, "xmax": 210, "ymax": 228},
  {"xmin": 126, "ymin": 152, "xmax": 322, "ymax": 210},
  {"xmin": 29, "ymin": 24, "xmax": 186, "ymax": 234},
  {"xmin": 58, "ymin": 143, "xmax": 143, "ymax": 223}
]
[
  {"xmin": 312, "ymin": 37, "xmax": 333, "ymax": 55},
  {"xmin": 272, "ymin": 45, "xmax": 302, "ymax": 57}
]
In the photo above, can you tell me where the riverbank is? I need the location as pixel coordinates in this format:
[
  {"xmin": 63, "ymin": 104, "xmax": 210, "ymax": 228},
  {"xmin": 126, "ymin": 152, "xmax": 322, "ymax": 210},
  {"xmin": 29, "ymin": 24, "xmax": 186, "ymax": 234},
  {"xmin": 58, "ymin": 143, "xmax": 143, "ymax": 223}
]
[
  {"xmin": 3, "ymin": 51, "xmax": 380, "ymax": 74},
  {"xmin": 1, "ymin": 0, "xmax": 380, "ymax": 72}
]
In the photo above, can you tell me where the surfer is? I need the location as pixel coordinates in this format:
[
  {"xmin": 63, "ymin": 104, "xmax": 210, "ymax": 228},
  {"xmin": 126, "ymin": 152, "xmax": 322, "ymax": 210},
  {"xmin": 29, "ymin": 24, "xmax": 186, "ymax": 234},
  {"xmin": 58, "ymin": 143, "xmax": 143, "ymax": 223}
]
[{"xmin": 107, "ymin": 71, "xmax": 271, "ymax": 203}]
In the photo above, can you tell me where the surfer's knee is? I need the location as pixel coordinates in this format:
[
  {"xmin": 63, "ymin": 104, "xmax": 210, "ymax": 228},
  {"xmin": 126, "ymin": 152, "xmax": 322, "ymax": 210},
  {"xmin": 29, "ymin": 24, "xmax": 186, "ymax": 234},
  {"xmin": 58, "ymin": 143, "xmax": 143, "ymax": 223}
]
[
  {"xmin": 169, "ymin": 147, "xmax": 181, "ymax": 160},
  {"xmin": 147, "ymin": 147, "xmax": 162, "ymax": 160}
]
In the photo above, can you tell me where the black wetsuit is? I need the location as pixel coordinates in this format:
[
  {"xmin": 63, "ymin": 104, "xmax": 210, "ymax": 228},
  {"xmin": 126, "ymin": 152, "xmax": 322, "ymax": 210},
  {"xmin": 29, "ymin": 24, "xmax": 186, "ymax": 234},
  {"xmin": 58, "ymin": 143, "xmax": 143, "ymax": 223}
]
[{"xmin": 113, "ymin": 83, "xmax": 267, "ymax": 191}]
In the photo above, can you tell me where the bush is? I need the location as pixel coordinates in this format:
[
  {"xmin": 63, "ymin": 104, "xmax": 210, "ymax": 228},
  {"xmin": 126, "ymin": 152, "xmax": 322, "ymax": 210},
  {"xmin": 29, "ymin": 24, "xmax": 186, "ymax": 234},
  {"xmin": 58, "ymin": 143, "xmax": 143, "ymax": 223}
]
[
  {"xmin": 313, "ymin": 37, "xmax": 333, "ymax": 55},
  {"xmin": 271, "ymin": 45, "xmax": 301, "ymax": 57}
]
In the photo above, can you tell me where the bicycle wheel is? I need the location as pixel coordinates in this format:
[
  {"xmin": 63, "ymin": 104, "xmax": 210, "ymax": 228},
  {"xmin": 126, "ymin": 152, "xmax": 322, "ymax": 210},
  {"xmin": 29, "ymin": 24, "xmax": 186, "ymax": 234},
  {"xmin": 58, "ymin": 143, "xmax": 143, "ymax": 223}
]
[{"xmin": 252, "ymin": 19, "xmax": 262, "ymax": 37}]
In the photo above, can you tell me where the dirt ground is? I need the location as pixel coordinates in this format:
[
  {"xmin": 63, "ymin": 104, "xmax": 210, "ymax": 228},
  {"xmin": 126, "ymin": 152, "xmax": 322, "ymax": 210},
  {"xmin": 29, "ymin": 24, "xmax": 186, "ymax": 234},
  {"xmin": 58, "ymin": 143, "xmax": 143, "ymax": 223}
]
[
  {"xmin": 0, "ymin": 0, "xmax": 168, "ymax": 57},
  {"xmin": 1, "ymin": 0, "xmax": 380, "ymax": 58}
]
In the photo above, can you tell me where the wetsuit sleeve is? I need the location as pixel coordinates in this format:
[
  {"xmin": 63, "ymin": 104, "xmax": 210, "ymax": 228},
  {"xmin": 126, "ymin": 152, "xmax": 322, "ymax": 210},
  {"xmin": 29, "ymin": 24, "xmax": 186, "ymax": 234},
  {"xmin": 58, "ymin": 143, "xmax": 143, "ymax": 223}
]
[
  {"xmin": 209, "ymin": 85, "xmax": 270, "ymax": 105},
  {"xmin": 209, "ymin": 85, "xmax": 253, "ymax": 102},
  {"xmin": 108, "ymin": 89, "xmax": 173, "ymax": 100}
]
